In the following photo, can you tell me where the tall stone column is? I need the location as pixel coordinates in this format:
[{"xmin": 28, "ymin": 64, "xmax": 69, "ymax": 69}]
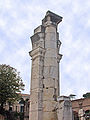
[
  {"xmin": 42, "ymin": 11, "xmax": 62, "ymax": 120},
  {"xmin": 29, "ymin": 27, "xmax": 45, "ymax": 120},
  {"xmin": 29, "ymin": 11, "xmax": 62, "ymax": 120}
]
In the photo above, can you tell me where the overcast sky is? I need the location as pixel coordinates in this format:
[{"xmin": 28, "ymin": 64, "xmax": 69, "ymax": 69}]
[{"xmin": 0, "ymin": 0, "xmax": 90, "ymax": 98}]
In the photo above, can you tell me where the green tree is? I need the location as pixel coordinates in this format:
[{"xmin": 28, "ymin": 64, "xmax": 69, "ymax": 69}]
[
  {"xmin": 0, "ymin": 64, "xmax": 25, "ymax": 109},
  {"xmin": 83, "ymin": 92, "xmax": 90, "ymax": 98}
]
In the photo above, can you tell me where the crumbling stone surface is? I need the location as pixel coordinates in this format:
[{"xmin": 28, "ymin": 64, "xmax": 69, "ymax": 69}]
[
  {"xmin": 57, "ymin": 96, "xmax": 73, "ymax": 120},
  {"xmin": 29, "ymin": 11, "xmax": 74, "ymax": 120}
]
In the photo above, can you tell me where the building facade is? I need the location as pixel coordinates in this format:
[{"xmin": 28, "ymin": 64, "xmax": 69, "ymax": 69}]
[
  {"xmin": 0, "ymin": 94, "xmax": 30, "ymax": 120},
  {"xmin": 4, "ymin": 94, "xmax": 29, "ymax": 113},
  {"xmin": 72, "ymin": 98, "xmax": 90, "ymax": 120}
]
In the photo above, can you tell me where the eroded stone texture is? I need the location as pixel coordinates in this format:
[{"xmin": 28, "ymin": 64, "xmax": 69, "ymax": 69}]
[
  {"xmin": 29, "ymin": 11, "xmax": 62, "ymax": 120},
  {"xmin": 57, "ymin": 96, "xmax": 73, "ymax": 120}
]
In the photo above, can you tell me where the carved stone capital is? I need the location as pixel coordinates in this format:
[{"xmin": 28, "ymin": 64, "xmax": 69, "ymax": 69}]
[
  {"xmin": 29, "ymin": 47, "xmax": 45, "ymax": 60},
  {"xmin": 42, "ymin": 11, "xmax": 63, "ymax": 25}
]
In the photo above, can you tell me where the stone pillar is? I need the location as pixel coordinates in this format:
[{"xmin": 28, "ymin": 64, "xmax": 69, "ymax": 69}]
[
  {"xmin": 29, "ymin": 11, "xmax": 62, "ymax": 120},
  {"xmin": 42, "ymin": 11, "xmax": 62, "ymax": 120},
  {"xmin": 29, "ymin": 27, "xmax": 45, "ymax": 120},
  {"xmin": 57, "ymin": 96, "xmax": 73, "ymax": 120}
]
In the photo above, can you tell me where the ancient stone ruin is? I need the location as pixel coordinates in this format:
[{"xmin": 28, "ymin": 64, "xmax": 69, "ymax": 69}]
[{"xmin": 29, "ymin": 11, "xmax": 73, "ymax": 120}]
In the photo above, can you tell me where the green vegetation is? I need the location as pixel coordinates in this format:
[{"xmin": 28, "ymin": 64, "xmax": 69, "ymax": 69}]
[
  {"xmin": 0, "ymin": 64, "xmax": 24, "ymax": 108},
  {"xmin": 83, "ymin": 92, "xmax": 90, "ymax": 98}
]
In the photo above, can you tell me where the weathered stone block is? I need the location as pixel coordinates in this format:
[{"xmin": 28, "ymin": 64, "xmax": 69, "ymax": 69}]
[
  {"xmin": 30, "ymin": 92, "xmax": 39, "ymax": 103},
  {"xmin": 44, "ymin": 57, "xmax": 57, "ymax": 66},
  {"xmin": 31, "ymin": 66, "xmax": 43, "ymax": 79},
  {"xmin": 29, "ymin": 111, "xmax": 38, "ymax": 120},
  {"xmin": 44, "ymin": 48, "xmax": 57, "ymax": 57},
  {"xmin": 30, "ymin": 102, "xmax": 38, "ymax": 111},
  {"xmin": 34, "ymin": 25, "xmax": 45, "ymax": 34},
  {"xmin": 45, "ymin": 41, "xmax": 57, "ymax": 49},
  {"xmin": 43, "ymin": 88, "xmax": 55, "ymax": 101},
  {"xmin": 45, "ymin": 32, "xmax": 56, "ymax": 41},
  {"xmin": 43, "ymin": 111, "xmax": 58, "ymax": 120},
  {"xmin": 30, "ymin": 78, "xmax": 39, "ymax": 90},
  {"xmin": 43, "ymin": 78, "xmax": 55, "ymax": 88},
  {"xmin": 43, "ymin": 66, "xmax": 58, "ymax": 79},
  {"xmin": 43, "ymin": 100, "xmax": 56, "ymax": 111},
  {"xmin": 45, "ymin": 26, "xmax": 57, "ymax": 33}
]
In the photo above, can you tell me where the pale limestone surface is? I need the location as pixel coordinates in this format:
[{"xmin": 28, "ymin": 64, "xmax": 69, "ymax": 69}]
[
  {"xmin": 57, "ymin": 96, "xmax": 73, "ymax": 120},
  {"xmin": 29, "ymin": 11, "xmax": 72, "ymax": 120}
]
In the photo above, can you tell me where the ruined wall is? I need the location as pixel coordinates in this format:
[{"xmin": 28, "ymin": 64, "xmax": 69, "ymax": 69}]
[{"xmin": 57, "ymin": 96, "xmax": 73, "ymax": 120}]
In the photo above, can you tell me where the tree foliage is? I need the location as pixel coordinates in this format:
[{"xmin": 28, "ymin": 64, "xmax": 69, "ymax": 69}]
[
  {"xmin": 0, "ymin": 64, "xmax": 25, "ymax": 107},
  {"xmin": 83, "ymin": 92, "xmax": 90, "ymax": 98}
]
